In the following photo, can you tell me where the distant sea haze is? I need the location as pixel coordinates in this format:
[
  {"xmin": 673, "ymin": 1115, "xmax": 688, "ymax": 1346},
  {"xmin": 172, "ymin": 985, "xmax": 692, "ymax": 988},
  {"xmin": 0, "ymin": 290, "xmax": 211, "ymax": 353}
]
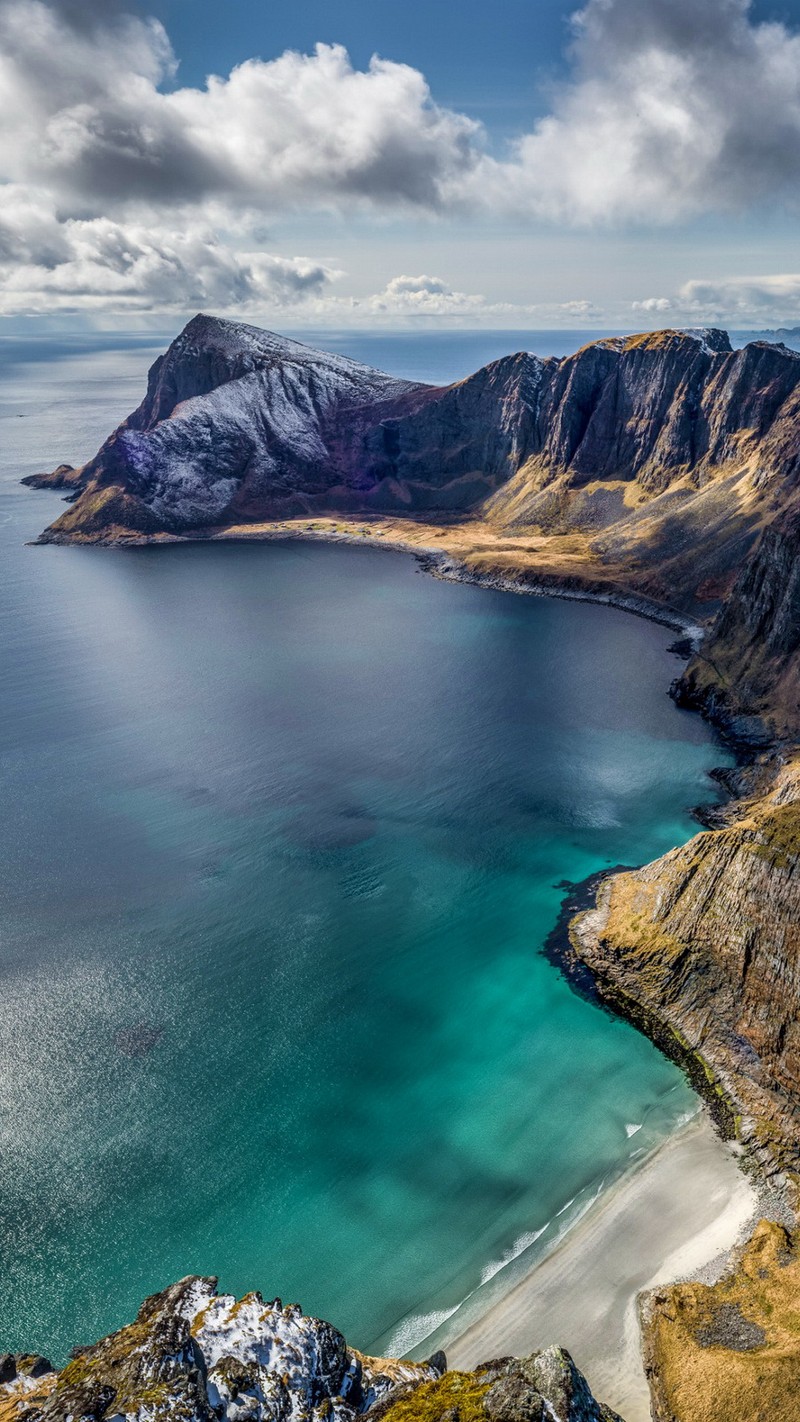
[
  {"xmin": 0, "ymin": 325, "xmax": 762, "ymax": 393},
  {"xmin": 0, "ymin": 331, "xmax": 731, "ymax": 1363}
]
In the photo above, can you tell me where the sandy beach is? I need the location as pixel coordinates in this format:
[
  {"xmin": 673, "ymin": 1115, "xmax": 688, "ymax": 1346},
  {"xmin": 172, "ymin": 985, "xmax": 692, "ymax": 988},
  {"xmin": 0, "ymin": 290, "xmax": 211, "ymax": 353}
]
[{"xmin": 439, "ymin": 1112, "xmax": 757, "ymax": 1422}]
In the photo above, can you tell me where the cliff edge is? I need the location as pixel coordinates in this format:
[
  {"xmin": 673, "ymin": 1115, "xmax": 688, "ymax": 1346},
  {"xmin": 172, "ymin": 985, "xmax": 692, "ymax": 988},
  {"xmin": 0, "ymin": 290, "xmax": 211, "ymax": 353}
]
[{"xmin": 0, "ymin": 1277, "xmax": 621, "ymax": 1422}]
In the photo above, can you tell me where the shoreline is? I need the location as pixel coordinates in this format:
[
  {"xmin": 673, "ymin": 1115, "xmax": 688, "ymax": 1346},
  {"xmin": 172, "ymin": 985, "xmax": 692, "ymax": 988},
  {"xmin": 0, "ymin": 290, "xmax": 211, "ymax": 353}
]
[
  {"xmin": 28, "ymin": 493, "xmax": 774, "ymax": 1419},
  {"xmin": 436, "ymin": 1111, "xmax": 760, "ymax": 1422},
  {"xmin": 34, "ymin": 514, "xmax": 707, "ymax": 644}
]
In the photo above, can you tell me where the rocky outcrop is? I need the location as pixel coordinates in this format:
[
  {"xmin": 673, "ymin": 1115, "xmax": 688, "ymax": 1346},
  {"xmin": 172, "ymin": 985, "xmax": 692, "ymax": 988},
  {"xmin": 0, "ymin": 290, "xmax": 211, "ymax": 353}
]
[
  {"xmin": 570, "ymin": 757, "xmax": 800, "ymax": 1195},
  {"xmin": 0, "ymin": 1278, "xmax": 621, "ymax": 1422},
  {"xmin": 641, "ymin": 1220, "xmax": 800, "ymax": 1422},
  {"xmin": 675, "ymin": 506, "xmax": 800, "ymax": 740},
  {"xmin": 20, "ymin": 464, "xmax": 80, "ymax": 491}
]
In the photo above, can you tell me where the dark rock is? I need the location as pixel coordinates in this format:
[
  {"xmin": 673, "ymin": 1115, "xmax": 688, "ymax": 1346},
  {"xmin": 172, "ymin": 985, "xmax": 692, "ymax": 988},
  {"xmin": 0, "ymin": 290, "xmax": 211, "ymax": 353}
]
[{"xmin": 694, "ymin": 1304, "xmax": 767, "ymax": 1352}]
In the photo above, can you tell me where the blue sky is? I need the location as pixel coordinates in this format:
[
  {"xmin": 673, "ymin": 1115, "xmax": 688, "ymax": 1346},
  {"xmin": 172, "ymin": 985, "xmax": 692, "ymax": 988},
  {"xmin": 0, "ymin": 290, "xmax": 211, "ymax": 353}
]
[
  {"xmin": 2, "ymin": 0, "xmax": 800, "ymax": 328},
  {"xmin": 155, "ymin": 0, "xmax": 574, "ymax": 132}
]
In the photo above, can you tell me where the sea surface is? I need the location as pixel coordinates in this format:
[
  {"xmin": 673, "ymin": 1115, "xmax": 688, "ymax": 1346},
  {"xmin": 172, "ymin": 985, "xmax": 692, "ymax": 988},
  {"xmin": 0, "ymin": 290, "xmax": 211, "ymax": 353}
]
[{"xmin": 0, "ymin": 329, "xmax": 732, "ymax": 1363}]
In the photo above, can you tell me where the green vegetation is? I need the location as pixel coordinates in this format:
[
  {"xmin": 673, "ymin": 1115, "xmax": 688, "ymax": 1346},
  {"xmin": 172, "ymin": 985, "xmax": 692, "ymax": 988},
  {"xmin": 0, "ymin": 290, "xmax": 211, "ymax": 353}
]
[{"xmin": 379, "ymin": 1371, "xmax": 490, "ymax": 1422}]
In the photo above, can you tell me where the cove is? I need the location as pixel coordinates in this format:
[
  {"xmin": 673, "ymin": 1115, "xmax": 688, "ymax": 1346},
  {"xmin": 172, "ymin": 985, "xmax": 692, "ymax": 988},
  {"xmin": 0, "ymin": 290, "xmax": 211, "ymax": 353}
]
[
  {"xmin": 0, "ymin": 514, "xmax": 731, "ymax": 1360},
  {"xmin": 0, "ymin": 335, "xmax": 733, "ymax": 1367}
]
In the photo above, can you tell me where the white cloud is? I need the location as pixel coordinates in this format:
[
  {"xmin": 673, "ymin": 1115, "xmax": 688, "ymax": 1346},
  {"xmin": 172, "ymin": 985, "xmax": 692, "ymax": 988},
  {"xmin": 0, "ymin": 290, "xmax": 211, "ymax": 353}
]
[
  {"xmin": 629, "ymin": 275, "xmax": 800, "ymax": 325},
  {"xmin": 0, "ymin": 2, "xmax": 481, "ymax": 212},
  {"xmin": 679, "ymin": 274, "xmax": 800, "ymax": 319},
  {"xmin": 5, "ymin": 0, "xmax": 800, "ymax": 315},
  {"xmin": 471, "ymin": 0, "xmax": 800, "ymax": 224},
  {"xmin": 0, "ymin": 192, "xmax": 338, "ymax": 313},
  {"xmin": 364, "ymin": 274, "xmax": 490, "ymax": 316}
]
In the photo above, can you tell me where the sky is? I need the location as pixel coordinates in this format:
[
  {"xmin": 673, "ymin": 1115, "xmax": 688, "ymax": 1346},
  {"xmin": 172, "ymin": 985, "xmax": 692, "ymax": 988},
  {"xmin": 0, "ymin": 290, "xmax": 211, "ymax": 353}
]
[{"xmin": 2, "ymin": 0, "xmax": 800, "ymax": 329}]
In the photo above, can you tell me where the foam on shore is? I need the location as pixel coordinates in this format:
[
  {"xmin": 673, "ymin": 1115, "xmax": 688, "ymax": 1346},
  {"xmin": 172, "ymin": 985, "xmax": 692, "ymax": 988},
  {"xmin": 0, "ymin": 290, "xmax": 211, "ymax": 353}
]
[{"xmin": 435, "ymin": 1113, "xmax": 756, "ymax": 1422}]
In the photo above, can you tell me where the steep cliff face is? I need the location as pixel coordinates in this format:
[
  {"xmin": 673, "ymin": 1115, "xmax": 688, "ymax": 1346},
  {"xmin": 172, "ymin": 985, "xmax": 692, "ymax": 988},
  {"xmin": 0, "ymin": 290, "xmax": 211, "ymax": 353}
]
[
  {"xmin": 0, "ymin": 1278, "xmax": 621, "ymax": 1422},
  {"xmin": 570, "ymin": 758, "xmax": 800, "ymax": 1193},
  {"xmin": 36, "ymin": 316, "xmax": 548, "ymax": 538},
  {"xmin": 675, "ymin": 507, "xmax": 800, "ymax": 739},
  {"xmin": 34, "ymin": 321, "xmax": 800, "ymax": 595}
]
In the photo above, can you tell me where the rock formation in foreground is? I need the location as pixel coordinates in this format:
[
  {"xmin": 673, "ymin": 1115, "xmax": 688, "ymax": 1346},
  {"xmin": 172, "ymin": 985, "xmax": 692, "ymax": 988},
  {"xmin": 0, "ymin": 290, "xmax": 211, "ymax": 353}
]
[{"xmin": 0, "ymin": 1277, "xmax": 621, "ymax": 1422}]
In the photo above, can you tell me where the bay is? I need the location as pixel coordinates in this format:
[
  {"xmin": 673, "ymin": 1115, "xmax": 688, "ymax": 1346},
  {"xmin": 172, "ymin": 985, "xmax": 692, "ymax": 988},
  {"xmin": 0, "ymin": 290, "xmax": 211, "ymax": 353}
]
[{"xmin": 0, "ymin": 329, "xmax": 730, "ymax": 1362}]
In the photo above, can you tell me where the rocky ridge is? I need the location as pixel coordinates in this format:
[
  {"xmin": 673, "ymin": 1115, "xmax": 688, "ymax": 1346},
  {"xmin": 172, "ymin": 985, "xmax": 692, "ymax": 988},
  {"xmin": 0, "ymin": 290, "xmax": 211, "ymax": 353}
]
[
  {"xmin": 571, "ymin": 754, "xmax": 800, "ymax": 1193},
  {"xmin": 0, "ymin": 1278, "xmax": 620, "ymax": 1422},
  {"xmin": 29, "ymin": 316, "xmax": 800, "ymax": 739}
]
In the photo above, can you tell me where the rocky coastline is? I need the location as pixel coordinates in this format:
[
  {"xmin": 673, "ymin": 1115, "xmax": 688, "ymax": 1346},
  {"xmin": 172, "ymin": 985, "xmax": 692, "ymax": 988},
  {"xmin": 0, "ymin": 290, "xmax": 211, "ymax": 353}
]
[
  {"xmin": 20, "ymin": 317, "xmax": 800, "ymax": 1421},
  {"xmin": 0, "ymin": 1278, "xmax": 621, "ymax": 1422}
]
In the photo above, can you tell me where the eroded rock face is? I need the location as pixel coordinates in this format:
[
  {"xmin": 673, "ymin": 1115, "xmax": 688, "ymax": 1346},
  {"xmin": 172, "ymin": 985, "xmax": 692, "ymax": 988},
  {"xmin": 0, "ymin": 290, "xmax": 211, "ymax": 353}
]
[
  {"xmin": 371, "ymin": 1350, "xmax": 623, "ymax": 1422},
  {"xmin": 34, "ymin": 321, "xmax": 800, "ymax": 563},
  {"xmin": 675, "ymin": 507, "xmax": 800, "ymax": 740},
  {"xmin": 0, "ymin": 1281, "xmax": 620, "ymax": 1422},
  {"xmin": 570, "ymin": 757, "xmax": 800, "ymax": 1194}
]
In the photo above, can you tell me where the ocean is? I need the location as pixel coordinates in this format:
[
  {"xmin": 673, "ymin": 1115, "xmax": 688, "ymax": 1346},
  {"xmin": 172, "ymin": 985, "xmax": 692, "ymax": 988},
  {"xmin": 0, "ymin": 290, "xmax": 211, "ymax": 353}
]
[{"xmin": 0, "ymin": 328, "xmax": 731, "ymax": 1362}]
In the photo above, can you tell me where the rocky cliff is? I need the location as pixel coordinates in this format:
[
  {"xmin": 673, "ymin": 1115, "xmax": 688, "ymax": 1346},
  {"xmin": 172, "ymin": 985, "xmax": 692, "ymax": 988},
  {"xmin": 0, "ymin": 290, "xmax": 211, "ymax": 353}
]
[
  {"xmin": 29, "ymin": 317, "xmax": 800, "ymax": 732},
  {"xmin": 0, "ymin": 1278, "xmax": 621, "ymax": 1422},
  {"xmin": 29, "ymin": 321, "xmax": 799, "ymax": 591},
  {"xmin": 570, "ymin": 756, "xmax": 800, "ymax": 1196}
]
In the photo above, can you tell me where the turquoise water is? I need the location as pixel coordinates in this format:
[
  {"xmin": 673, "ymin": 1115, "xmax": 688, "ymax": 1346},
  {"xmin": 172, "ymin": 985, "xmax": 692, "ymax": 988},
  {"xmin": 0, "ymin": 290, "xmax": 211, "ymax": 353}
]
[{"xmin": 0, "ymin": 333, "xmax": 731, "ymax": 1364}]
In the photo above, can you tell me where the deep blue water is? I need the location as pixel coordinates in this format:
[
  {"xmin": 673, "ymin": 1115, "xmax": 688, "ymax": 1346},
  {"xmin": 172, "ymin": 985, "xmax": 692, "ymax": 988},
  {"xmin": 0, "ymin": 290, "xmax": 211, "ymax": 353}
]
[{"xmin": 0, "ymin": 330, "xmax": 731, "ymax": 1364}]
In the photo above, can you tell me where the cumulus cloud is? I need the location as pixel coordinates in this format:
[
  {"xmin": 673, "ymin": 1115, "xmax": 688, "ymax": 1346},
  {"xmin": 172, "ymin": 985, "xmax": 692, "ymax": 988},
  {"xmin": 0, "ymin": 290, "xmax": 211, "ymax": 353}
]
[
  {"xmin": 0, "ymin": 188, "xmax": 337, "ymax": 313},
  {"xmin": 5, "ymin": 0, "xmax": 800, "ymax": 224},
  {"xmin": 323, "ymin": 276, "xmax": 602, "ymax": 325},
  {"xmin": 632, "ymin": 297, "xmax": 674, "ymax": 313},
  {"xmin": 365, "ymin": 274, "xmax": 490, "ymax": 316},
  {"xmin": 629, "ymin": 275, "xmax": 800, "ymax": 325},
  {"xmin": 0, "ymin": 1, "xmax": 480, "ymax": 212},
  {"xmin": 480, "ymin": 0, "xmax": 800, "ymax": 224},
  {"xmin": 679, "ymin": 275, "xmax": 800, "ymax": 319},
  {"xmin": 4, "ymin": 0, "xmax": 800, "ymax": 313}
]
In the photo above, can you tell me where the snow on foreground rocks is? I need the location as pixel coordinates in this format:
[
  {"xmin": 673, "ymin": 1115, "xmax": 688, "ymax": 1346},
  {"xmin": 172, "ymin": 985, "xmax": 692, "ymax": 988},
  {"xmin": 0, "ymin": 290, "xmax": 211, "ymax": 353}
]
[{"xmin": 0, "ymin": 1276, "xmax": 623, "ymax": 1422}]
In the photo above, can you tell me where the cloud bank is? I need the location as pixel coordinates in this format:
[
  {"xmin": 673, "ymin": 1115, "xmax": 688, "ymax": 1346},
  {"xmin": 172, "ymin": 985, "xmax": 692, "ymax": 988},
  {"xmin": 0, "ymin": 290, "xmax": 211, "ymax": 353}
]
[
  {"xmin": 3, "ymin": 0, "xmax": 800, "ymax": 314},
  {"xmin": 634, "ymin": 275, "xmax": 800, "ymax": 325}
]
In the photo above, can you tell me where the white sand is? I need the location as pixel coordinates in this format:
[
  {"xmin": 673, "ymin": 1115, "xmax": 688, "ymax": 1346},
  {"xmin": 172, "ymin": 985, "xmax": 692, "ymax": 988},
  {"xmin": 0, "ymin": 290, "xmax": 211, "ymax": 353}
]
[{"xmin": 441, "ymin": 1112, "xmax": 756, "ymax": 1422}]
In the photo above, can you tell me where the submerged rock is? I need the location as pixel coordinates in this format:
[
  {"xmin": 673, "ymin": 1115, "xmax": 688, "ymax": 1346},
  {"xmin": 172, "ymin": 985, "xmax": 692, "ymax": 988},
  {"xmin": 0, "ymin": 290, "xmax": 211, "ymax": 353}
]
[{"xmin": 0, "ymin": 1280, "xmax": 621, "ymax": 1422}]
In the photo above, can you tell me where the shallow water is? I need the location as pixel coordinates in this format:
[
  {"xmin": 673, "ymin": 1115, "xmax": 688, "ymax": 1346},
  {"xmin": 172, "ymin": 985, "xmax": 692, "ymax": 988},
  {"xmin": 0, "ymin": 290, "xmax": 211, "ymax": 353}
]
[{"xmin": 0, "ymin": 332, "xmax": 731, "ymax": 1362}]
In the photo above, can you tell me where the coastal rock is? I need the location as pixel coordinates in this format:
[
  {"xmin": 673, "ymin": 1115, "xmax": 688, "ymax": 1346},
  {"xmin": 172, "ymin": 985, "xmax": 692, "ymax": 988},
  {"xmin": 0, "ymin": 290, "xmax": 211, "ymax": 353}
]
[
  {"xmin": 0, "ymin": 1282, "xmax": 620, "ymax": 1422},
  {"xmin": 570, "ymin": 757, "xmax": 800, "ymax": 1194},
  {"xmin": 642, "ymin": 1219, "xmax": 800, "ymax": 1422},
  {"xmin": 675, "ymin": 506, "xmax": 800, "ymax": 740},
  {"xmin": 370, "ymin": 1350, "xmax": 622, "ymax": 1422},
  {"xmin": 20, "ymin": 464, "xmax": 80, "ymax": 490}
]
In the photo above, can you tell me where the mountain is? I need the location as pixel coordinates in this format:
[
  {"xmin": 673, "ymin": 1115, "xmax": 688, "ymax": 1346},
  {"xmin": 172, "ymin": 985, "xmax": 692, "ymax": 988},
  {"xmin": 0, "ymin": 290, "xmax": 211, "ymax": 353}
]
[
  {"xmin": 28, "ymin": 313, "xmax": 800, "ymax": 739},
  {"xmin": 0, "ymin": 1277, "xmax": 621, "ymax": 1422},
  {"xmin": 33, "ymin": 322, "xmax": 800, "ymax": 573},
  {"xmin": 746, "ymin": 326, "xmax": 800, "ymax": 350}
]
